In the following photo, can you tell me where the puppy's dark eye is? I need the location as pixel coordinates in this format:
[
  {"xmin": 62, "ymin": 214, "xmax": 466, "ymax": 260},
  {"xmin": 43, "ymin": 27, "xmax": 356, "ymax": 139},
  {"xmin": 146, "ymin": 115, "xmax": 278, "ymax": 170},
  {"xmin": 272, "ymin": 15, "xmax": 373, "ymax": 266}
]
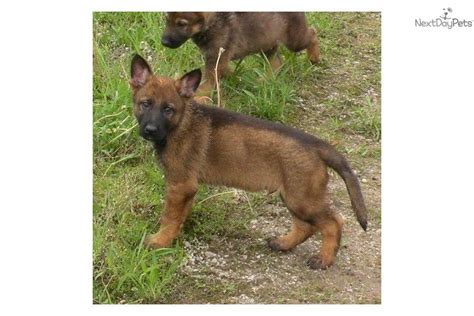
[
  {"xmin": 176, "ymin": 20, "xmax": 188, "ymax": 27},
  {"xmin": 140, "ymin": 100, "xmax": 152, "ymax": 109},
  {"xmin": 163, "ymin": 105, "xmax": 174, "ymax": 115}
]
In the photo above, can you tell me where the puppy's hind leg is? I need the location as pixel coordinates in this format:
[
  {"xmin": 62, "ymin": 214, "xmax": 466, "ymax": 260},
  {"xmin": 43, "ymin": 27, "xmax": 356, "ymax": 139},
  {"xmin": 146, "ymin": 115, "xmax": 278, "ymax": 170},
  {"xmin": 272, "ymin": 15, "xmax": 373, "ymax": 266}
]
[
  {"xmin": 267, "ymin": 187, "xmax": 320, "ymax": 252},
  {"xmin": 276, "ymin": 199, "xmax": 344, "ymax": 269},
  {"xmin": 306, "ymin": 211, "xmax": 344, "ymax": 270},
  {"xmin": 268, "ymin": 215, "xmax": 316, "ymax": 251},
  {"xmin": 305, "ymin": 27, "xmax": 321, "ymax": 64},
  {"xmin": 288, "ymin": 181, "xmax": 344, "ymax": 270},
  {"xmin": 284, "ymin": 22, "xmax": 321, "ymax": 64},
  {"xmin": 271, "ymin": 168, "xmax": 343, "ymax": 269}
]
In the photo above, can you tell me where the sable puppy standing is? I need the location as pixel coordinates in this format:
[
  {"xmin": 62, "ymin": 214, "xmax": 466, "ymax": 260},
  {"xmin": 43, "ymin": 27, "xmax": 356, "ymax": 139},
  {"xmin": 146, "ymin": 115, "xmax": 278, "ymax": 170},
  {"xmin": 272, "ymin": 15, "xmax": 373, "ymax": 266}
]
[
  {"xmin": 161, "ymin": 12, "xmax": 321, "ymax": 95},
  {"xmin": 129, "ymin": 55, "xmax": 367, "ymax": 269}
]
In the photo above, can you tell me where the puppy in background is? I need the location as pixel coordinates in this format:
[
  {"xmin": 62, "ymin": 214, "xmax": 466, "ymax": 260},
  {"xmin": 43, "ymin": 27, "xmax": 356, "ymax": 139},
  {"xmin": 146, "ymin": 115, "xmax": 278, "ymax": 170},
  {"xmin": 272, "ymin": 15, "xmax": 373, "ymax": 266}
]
[{"xmin": 161, "ymin": 12, "xmax": 321, "ymax": 96}]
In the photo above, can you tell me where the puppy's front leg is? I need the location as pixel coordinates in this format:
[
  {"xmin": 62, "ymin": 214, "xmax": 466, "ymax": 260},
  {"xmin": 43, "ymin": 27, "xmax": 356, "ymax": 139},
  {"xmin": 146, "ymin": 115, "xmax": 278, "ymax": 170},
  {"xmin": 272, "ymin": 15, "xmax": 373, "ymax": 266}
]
[
  {"xmin": 196, "ymin": 51, "xmax": 231, "ymax": 97},
  {"xmin": 144, "ymin": 181, "xmax": 197, "ymax": 248}
]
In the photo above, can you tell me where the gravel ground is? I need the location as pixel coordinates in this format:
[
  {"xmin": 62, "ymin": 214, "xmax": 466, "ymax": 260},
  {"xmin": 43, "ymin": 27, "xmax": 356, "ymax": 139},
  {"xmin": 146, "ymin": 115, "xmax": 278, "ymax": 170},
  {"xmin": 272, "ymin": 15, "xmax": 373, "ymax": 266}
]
[{"xmin": 161, "ymin": 161, "xmax": 381, "ymax": 304}]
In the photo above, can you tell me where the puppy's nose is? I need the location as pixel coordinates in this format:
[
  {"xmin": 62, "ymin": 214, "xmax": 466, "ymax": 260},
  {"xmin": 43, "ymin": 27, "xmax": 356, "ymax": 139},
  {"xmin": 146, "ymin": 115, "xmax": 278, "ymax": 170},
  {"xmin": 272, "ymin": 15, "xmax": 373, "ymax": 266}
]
[
  {"xmin": 161, "ymin": 36, "xmax": 172, "ymax": 47},
  {"xmin": 144, "ymin": 124, "xmax": 157, "ymax": 134}
]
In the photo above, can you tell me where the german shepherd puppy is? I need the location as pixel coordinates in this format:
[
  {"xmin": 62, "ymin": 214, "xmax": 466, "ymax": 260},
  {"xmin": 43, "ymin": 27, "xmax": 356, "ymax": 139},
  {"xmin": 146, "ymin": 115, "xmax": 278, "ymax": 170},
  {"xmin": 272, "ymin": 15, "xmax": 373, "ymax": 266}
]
[
  {"xmin": 161, "ymin": 12, "xmax": 321, "ymax": 95},
  {"xmin": 129, "ymin": 55, "xmax": 367, "ymax": 269}
]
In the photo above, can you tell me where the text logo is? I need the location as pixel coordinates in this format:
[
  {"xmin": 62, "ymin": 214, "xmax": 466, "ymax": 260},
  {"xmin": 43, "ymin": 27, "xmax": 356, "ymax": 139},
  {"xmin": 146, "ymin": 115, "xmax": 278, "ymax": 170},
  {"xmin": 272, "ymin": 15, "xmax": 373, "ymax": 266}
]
[{"xmin": 415, "ymin": 8, "xmax": 473, "ymax": 29}]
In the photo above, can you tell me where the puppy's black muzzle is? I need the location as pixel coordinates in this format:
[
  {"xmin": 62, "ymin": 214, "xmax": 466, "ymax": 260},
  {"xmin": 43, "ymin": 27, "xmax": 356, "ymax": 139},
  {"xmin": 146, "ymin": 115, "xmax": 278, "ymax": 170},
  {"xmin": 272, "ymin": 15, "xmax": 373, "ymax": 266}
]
[
  {"xmin": 161, "ymin": 34, "xmax": 188, "ymax": 49},
  {"xmin": 141, "ymin": 124, "xmax": 158, "ymax": 141}
]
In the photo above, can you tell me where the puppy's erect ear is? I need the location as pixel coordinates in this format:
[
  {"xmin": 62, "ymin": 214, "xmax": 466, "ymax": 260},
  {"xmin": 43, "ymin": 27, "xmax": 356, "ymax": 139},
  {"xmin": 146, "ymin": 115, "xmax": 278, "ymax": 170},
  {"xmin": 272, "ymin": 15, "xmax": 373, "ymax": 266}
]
[
  {"xmin": 175, "ymin": 69, "xmax": 202, "ymax": 98},
  {"xmin": 130, "ymin": 54, "xmax": 152, "ymax": 89}
]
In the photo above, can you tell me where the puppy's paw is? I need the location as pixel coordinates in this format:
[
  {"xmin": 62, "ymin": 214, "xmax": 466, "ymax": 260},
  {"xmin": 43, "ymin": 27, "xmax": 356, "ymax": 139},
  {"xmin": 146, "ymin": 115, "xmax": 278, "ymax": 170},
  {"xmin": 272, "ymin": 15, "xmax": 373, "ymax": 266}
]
[
  {"xmin": 309, "ymin": 56, "xmax": 321, "ymax": 64},
  {"xmin": 267, "ymin": 237, "xmax": 289, "ymax": 252},
  {"xmin": 306, "ymin": 255, "xmax": 332, "ymax": 270},
  {"xmin": 143, "ymin": 234, "xmax": 170, "ymax": 249}
]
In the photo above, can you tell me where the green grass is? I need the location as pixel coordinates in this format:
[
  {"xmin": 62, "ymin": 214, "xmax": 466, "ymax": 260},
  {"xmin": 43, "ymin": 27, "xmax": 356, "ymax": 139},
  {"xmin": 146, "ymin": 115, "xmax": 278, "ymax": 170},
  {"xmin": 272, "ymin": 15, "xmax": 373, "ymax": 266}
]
[{"xmin": 93, "ymin": 12, "xmax": 381, "ymax": 304}]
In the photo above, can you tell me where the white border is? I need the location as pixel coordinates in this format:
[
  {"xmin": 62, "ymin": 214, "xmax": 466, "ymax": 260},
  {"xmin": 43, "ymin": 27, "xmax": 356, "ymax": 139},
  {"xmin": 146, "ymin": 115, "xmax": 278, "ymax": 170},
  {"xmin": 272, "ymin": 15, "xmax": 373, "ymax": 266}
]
[{"xmin": 1, "ymin": 0, "xmax": 474, "ymax": 315}]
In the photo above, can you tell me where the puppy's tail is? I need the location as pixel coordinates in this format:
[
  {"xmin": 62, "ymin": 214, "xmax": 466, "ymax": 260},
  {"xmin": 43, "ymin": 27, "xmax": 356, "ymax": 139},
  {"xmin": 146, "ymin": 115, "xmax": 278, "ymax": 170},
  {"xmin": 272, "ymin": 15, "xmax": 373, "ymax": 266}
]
[{"xmin": 318, "ymin": 145, "xmax": 368, "ymax": 231}]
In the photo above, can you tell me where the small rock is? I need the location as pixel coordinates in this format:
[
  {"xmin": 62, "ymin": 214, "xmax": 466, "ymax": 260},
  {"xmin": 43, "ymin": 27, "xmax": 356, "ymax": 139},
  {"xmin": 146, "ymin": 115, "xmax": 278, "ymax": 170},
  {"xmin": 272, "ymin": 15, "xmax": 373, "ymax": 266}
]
[
  {"xmin": 237, "ymin": 294, "xmax": 255, "ymax": 304},
  {"xmin": 205, "ymin": 251, "xmax": 216, "ymax": 258},
  {"xmin": 361, "ymin": 178, "xmax": 368, "ymax": 183}
]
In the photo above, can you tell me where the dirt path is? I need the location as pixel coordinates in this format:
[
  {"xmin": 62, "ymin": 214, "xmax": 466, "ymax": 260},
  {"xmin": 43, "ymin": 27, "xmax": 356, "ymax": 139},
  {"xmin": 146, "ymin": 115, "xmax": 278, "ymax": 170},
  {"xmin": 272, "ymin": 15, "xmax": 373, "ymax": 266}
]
[
  {"xmin": 159, "ymin": 12, "xmax": 381, "ymax": 304},
  {"xmin": 160, "ymin": 158, "xmax": 381, "ymax": 303},
  {"xmin": 164, "ymin": 188, "xmax": 380, "ymax": 304}
]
